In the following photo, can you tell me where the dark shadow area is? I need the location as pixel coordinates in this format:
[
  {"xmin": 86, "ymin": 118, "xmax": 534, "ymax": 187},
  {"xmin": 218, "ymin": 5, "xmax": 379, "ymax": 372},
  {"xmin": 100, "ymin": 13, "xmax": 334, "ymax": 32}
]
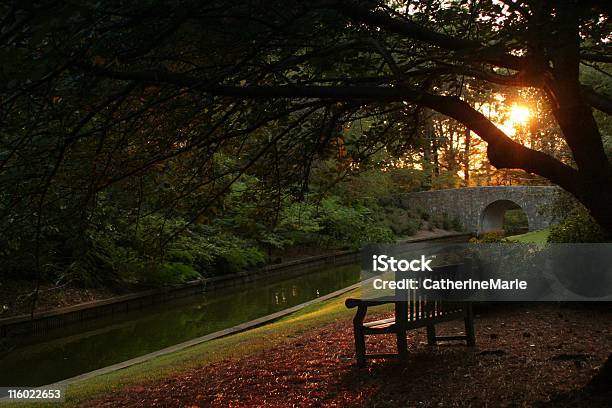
[{"xmin": 534, "ymin": 353, "xmax": 612, "ymax": 407}]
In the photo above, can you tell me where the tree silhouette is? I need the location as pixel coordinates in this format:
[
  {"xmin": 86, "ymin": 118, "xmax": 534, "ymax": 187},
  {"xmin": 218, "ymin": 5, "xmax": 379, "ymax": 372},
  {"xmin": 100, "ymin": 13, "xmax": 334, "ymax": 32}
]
[{"xmin": 1, "ymin": 0, "xmax": 611, "ymax": 230}]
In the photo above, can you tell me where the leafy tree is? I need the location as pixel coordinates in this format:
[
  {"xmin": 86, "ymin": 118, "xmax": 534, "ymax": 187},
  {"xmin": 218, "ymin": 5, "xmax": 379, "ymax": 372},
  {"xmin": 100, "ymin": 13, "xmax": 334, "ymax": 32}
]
[
  {"xmin": 1, "ymin": 1, "xmax": 611, "ymax": 284},
  {"xmin": 4, "ymin": 0, "xmax": 609, "ymax": 231}
]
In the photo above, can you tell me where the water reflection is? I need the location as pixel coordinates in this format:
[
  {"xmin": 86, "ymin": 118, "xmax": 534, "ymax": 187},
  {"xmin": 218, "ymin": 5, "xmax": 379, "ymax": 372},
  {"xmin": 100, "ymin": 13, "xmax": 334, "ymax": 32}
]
[{"xmin": 0, "ymin": 264, "xmax": 360, "ymax": 386}]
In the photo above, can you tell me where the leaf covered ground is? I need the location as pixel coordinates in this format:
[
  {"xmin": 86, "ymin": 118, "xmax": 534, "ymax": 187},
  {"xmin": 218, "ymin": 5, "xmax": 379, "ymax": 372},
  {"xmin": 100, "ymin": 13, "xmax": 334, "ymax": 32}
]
[{"xmin": 82, "ymin": 304, "xmax": 611, "ymax": 407}]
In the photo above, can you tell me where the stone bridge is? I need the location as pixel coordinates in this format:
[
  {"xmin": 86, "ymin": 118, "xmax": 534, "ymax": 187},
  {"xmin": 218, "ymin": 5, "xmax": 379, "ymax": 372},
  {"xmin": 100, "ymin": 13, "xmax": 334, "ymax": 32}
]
[{"xmin": 400, "ymin": 186, "xmax": 564, "ymax": 235}]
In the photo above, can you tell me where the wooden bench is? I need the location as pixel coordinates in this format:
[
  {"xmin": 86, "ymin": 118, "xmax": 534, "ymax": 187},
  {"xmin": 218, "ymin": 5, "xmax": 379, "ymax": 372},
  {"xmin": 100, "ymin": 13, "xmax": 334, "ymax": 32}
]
[{"xmin": 345, "ymin": 264, "xmax": 476, "ymax": 365}]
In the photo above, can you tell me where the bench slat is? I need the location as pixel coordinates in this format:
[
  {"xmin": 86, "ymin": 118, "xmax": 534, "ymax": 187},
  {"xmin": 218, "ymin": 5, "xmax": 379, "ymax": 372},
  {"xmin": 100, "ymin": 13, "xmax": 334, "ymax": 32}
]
[{"xmin": 363, "ymin": 317, "xmax": 395, "ymax": 327}]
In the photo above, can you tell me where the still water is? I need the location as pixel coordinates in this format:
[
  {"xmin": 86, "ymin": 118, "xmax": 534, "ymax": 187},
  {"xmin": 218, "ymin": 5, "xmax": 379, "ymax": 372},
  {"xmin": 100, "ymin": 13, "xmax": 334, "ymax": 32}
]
[{"xmin": 0, "ymin": 264, "xmax": 360, "ymax": 386}]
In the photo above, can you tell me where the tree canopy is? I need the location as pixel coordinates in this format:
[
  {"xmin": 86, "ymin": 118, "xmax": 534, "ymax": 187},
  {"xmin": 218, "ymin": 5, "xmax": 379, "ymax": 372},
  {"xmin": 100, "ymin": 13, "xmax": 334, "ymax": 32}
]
[{"xmin": 1, "ymin": 0, "xmax": 611, "ymax": 239}]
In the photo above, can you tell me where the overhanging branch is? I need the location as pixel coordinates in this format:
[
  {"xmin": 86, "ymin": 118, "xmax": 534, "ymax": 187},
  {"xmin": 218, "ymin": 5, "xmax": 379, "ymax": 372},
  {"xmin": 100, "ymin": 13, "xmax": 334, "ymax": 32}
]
[
  {"xmin": 319, "ymin": 0, "xmax": 526, "ymax": 71},
  {"xmin": 81, "ymin": 64, "xmax": 582, "ymax": 195},
  {"xmin": 582, "ymin": 86, "xmax": 612, "ymax": 115}
]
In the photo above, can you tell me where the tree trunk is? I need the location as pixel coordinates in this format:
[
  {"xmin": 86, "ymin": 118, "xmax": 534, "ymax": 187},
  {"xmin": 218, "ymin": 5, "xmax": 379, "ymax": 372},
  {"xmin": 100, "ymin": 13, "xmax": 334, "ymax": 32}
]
[
  {"xmin": 463, "ymin": 126, "xmax": 470, "ymax": 187},
  {"xmin": 432, "ymin": 129, "xmax": 439, "ymax": 177},
  {"xmin": 578, "ymin": 177, "xmax": 612, "ymax": 236},
  {"xmin": 421, "ymin": 109, "xmax": 435, "ymax": 189}
]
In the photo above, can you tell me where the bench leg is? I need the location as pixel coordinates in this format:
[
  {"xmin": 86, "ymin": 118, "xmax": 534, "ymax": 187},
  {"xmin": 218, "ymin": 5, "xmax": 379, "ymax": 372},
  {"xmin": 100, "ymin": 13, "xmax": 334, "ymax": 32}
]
[
  {"xmin": 395, "ymin": 301, "xmax": 408, "ymax": 362},
  {"xmin": 396, "ymin": 329, "xmax": 408, "ymax": 362},
  {"xmin": 354, "ymin": 324, "xmax": 366, "ymax": 366},
  {"xmin": 427, "ymin": 325, "xmax": 437, "ymax": 346},
  {"xmin": 464, "ymin": 305, "xmax": 476, "ymax": 346},
  {"xmin": 353, "ymin": 306, "xmax": 368, "ymax": 366}
]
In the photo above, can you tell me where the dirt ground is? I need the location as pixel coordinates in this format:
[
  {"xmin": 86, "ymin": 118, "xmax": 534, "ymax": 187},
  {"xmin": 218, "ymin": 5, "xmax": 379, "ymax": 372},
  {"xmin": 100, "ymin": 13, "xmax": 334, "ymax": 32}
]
[
  {"xmin": 82, "ymin": 303, "xmax": 612, "ymax": 407},
  {"xmin": 0, "ymin": 280, "xmax": 115, "ymax": 318}
]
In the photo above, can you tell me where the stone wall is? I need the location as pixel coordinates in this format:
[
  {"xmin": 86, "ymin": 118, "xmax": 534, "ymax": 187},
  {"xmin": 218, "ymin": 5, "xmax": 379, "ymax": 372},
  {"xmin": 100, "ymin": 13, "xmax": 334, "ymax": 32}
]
[{"xmin": 400, "ymin": 186, "xmax": 564, "ymax": 234}]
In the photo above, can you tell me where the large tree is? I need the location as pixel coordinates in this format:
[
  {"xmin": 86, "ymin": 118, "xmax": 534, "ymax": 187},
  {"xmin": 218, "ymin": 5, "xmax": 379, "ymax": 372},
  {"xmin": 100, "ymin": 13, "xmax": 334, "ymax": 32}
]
[{"xmin": 1, "ymin": 0, "xmax": 611, "ymax": 231}]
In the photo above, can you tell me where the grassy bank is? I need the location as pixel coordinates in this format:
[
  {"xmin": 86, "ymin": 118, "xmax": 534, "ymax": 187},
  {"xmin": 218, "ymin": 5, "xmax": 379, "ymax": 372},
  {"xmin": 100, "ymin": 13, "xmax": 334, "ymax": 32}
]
[
  {"xmin": 13, "ymin": 288, "xmax": 378, "ymax": 408},
  {"xmin": 505, "ymin": 228, "xmax": 550, "ymax": 243}
]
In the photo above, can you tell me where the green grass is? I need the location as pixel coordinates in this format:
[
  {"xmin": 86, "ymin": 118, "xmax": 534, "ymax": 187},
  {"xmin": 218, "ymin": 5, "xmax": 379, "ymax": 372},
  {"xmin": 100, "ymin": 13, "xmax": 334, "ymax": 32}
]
[
  {"xmin": 11, "ymin": 289, "xmax": 376, "ymax": 408},
  {"xmin": 505, "ymin": 228, "xmax": 550, "ymax": 243}
]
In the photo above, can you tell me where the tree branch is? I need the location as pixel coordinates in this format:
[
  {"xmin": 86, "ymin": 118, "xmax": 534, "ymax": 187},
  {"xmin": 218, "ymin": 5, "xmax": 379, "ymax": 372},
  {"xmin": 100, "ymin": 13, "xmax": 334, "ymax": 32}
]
[
  {"xmin": 320, "ymin": 0, "xmax": 526, "ymax": 71},
  {"xmin": 581, "ymin": 53, "xmax": 612, "ymax": 63},
  {"xmin": 80, "ymin": 63, "xmax": 581, "ymax": 196},
  {"xmin": 582, "ymin": 86, "xmax": 612, "ymax": 115}
]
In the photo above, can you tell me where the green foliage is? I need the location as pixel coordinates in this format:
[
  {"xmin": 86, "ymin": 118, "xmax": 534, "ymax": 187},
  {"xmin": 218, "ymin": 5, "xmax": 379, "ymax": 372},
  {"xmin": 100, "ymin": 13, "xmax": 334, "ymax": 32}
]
[
  {"xmin": 538, "ymin": 190, "xmax": 579, "ymax": 221},
  {"xmin": 144, "ymin": 263, "xmax": 201, "ymax": 286},
  {"xmin": 280, "ymin": 202, "xmax": 322, "ymax": 234},
  {"xmin": 57, "ymin": 213, "xmax": 267, "ymax": 287},
  {"xmin": 385, "ymin": 208, "xmax": 422, "ymax": 236},
  {"xmin": 318, "ymin": 197, "xmax": 395, "ymax": 248},
  {"xmin": 503, "ymin": 209, "xmax": 528, "ymax": 235},
  {"xmin": 429, "ymin": 212, "xmax": 463, "ymax": 231},
  {"xmin": 271, "ymin": 168, "xmax": 427, "ymax": 249},
  {"xmin": 0, "ymin": 118, "xmax": 425, "ymax": 288},
  {"xmin": 547, "ymin": 208, "xmax": 606, "ymax": 243},
  {"xmin": 214, "ymin": 246, "xmax": 266, "ymax": 275},
  {"xmin": 0, "ymin": 161, "xmax": 421, "ymax": 288},
  {"xmin": 64, "ymin": 228, "xmax": 145, "ymax": 288},
  {"xmin": 450, "ymin": 217, "xmax": 463, "ymax": 232},
  {"xmin": 416, "ymin": 207, "xmax": 430, "ymax": 221},
  {"xmin": 329, "ymin": 168, "xmax": 393, "ymax": 205},
  {"xmin": 442, "ymin": 215, "xmax": 453, "ymax": 230},
  {"xmin": 431, "ymin": 170, "xmax": 462, "ymax": 190},
  {"xmin": 258, "ymin": 232, "xmax": 293, "ymax": 251}
]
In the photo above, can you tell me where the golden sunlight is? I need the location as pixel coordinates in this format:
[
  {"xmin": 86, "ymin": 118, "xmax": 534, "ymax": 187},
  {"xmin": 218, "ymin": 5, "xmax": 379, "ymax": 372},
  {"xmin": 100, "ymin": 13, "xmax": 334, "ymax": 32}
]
[
  {"xmin": 508, "ymin": 104, "xmax": 530, "ymax": 126},
  {"xmin": 498, "ymin": 103, "xmax": 531, "ymax": 136}
]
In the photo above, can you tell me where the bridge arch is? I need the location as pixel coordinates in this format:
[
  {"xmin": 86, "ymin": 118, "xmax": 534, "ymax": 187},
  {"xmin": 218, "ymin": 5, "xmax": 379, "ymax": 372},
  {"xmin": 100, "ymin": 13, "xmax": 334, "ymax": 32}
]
[
  {"xmin": 400, "ymin": 186, "xmax": 563, "ymax": 235},
  {"xmin": 479, "ymin": 199, "xmax": 528, "ymax": 234}
]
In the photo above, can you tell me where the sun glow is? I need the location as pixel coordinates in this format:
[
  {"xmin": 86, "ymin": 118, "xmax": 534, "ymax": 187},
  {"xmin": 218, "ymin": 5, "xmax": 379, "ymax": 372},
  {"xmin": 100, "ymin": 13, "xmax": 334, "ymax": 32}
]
[
  {"xmin": 498, "ymin": 103, "xmax": 531, "ymax": 136},
  {"xmin": 508, "ymin": 104, "xmax": 530, "ymax": 126}
]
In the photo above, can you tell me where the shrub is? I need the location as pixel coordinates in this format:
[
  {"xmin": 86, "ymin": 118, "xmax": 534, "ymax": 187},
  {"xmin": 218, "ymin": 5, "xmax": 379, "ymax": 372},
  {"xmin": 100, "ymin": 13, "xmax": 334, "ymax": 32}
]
[
  {"xmin": 430, "ymin": 215, "xmax": 441, "ymax": 229},
  {"xmin": 417, "ymin": 208, "xmax": 430, "ymax": 221},
  {"xmin": 279, "ymin": 202, "xmax": 322, "ymax": 234},
  {"xmin": 142, "ymin": 263, "xmax": 201, "ymax": 286},
  {"xmin": 62, "ymin": 227, "xmax": 147, "ymax": 288},
  {"xmin": 442, "ymin": 213, "xmax": 453, "ymax": 230},
  {"xmin": 426, "ymin": 213, "xmax": 462, "ymax": 232},
  {"xmin": 547, "ymin": 207, "xmax": 606, "ymax": 243},
  {"xmin": 315, "ymin": 197, "xmax": 395, "ymax": 248},
  {"xmin": 390, "ymin": 216, "xmax": 421, "ymax": 236},
  {"xmin": 213, "ymin": 246, "xmax": 266, "ymax": 275},
  {"xmin": 450, "ymin": 217, "xmax": 463, "ymax": 232},
  {"xmin": 386, "ymin": 208, "xmax": 421, "ymax": 236},
  {"xmin": 362, "ymin": 225, "xmax": 395, "ymax": 244},
  {"xmin": 61, "ymin": 214, "xmax": 269, "ymax": 286}
]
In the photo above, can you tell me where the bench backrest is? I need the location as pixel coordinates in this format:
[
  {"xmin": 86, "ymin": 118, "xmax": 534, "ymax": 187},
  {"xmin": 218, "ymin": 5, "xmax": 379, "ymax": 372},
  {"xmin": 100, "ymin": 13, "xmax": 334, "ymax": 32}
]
[{"xmin": 394, "ymin": 264, "xmax": 467, "ymax": 323}]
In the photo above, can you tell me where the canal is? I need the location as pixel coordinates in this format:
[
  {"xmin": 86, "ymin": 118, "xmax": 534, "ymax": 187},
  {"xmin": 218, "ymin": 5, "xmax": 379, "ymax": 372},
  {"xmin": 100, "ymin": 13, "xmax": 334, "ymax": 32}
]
[{"xmin": 0, "ymin": 263, "xmax": 360, "ymax": 386}]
